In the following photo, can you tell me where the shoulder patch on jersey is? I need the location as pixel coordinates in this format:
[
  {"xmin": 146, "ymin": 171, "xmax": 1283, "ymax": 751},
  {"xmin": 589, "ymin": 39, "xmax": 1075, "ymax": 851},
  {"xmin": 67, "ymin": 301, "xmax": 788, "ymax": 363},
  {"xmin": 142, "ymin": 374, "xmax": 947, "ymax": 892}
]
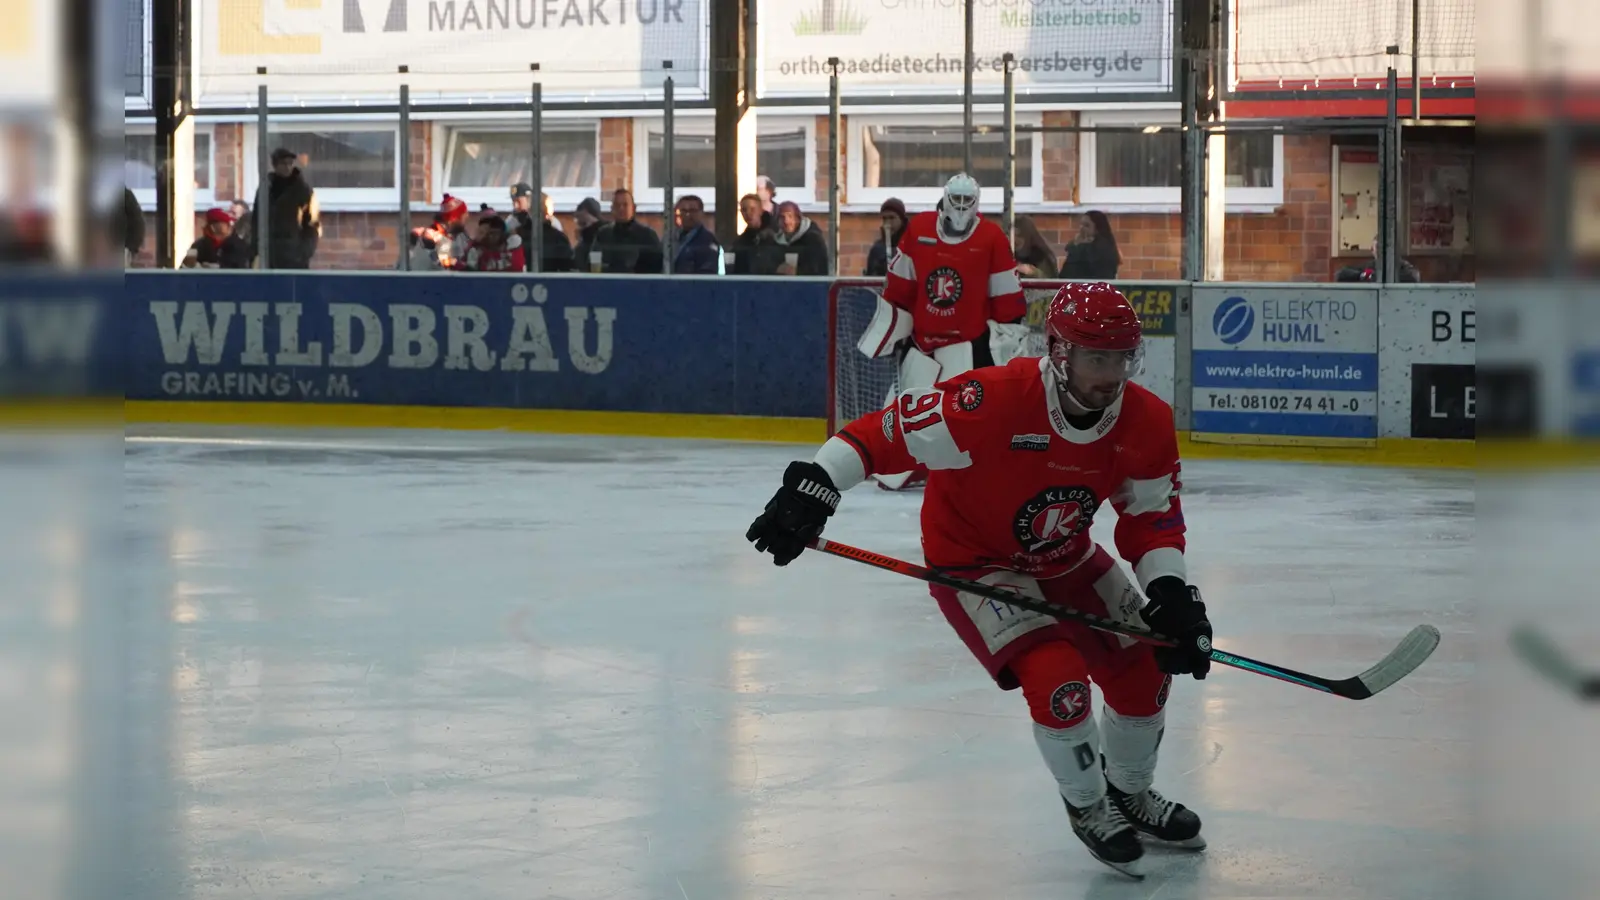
[
  {"xmin": 954, "ymin": 379, "xmax": 984, "ymax": 411},
  {"xmin": 1010, "ymin": 433, "xmax": 1050, "ymax": 452},
  {"xmin": 1012, "ymin": 486, "xmax": 1100, "ymax": 554},
  {"xmin": 924, "ymin": 266, "xmax": 964, "ymax": 309}
]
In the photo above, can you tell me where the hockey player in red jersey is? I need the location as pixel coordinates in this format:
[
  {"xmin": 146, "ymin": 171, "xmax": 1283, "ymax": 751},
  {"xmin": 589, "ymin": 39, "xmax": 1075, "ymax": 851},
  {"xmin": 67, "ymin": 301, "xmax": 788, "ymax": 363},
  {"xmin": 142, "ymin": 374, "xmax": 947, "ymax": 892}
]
[
  {"xmin": 747, "ymin": 282, "xmax": 1213, "ymax": 878},
  {"xmin": 854, "ymin": 173, "xmax": 1029, "ymax": 490}
]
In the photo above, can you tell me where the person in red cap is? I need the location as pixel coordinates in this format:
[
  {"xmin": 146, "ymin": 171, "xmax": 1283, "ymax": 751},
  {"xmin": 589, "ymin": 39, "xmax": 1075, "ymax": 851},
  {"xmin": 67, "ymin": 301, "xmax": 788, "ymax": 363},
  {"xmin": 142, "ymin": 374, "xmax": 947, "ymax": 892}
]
[
  {"xmin": 746, "ymin": 282, "xmax": 1210, "ymax": 880},
  {"xmin": 182, "ymin": 208, "xmax": 254, "ymax": 269},
  {"xmin": 408, "ymin": 195, "xmax": 472, "ymax": 271}
]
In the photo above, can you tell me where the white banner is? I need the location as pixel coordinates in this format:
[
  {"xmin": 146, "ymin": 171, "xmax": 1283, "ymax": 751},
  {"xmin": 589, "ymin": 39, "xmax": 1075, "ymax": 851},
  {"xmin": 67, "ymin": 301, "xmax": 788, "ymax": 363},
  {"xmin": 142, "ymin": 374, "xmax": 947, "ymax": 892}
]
[
  {"xmin": 757, "ymin": 0, "xmax": 1173, "ymax": 98},
  {"xmin": 195, "ymin": 0, "xmax": 707, "ymax": 103}
]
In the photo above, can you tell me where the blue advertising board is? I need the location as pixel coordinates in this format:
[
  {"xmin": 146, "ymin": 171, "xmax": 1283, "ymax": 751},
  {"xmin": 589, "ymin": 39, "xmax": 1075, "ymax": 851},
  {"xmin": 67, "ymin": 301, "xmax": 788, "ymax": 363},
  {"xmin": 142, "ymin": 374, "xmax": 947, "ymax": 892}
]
[
  {"xmin": 1190, "ymin": 286, "xmax": 1380, "ymax": 444},
  {"xmin": 0, "ymin": 272, "xmax": 124, "ymax": 400},
  {"xmin": 1574, "ymin": 351, "xmax": 1600, "ymax": 438},
  {"xmin": 122, "ymin": 272, "xmax": 830, "ymax": 420}
]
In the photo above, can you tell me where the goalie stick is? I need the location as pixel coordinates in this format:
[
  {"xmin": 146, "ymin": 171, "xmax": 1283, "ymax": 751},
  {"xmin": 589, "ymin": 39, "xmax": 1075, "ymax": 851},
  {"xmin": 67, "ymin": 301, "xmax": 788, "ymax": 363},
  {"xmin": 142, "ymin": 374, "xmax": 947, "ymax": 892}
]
[
  {"xmin": 1510, "ymin": 626, "xmax": 1600, "ymax": 701},
  {"xmin": 808, "ymin": 537, "xmax": 1441, "ymax": 701}
]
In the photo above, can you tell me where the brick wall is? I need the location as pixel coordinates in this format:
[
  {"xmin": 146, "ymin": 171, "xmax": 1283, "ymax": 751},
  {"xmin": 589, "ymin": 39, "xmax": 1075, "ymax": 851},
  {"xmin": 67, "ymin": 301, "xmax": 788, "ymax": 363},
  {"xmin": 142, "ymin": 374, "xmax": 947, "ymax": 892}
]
[{"xmin": 130, "ymin": 116, "xmax": 1471, "ymax": 282}]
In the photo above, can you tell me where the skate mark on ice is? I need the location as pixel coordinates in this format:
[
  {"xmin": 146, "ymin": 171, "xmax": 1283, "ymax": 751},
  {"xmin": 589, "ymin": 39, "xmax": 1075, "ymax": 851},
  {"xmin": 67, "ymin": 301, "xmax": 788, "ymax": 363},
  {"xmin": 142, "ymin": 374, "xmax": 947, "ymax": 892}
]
[{"xmin": 1181, "ymin": 741, "xmax": 1223, "ymax": 776}]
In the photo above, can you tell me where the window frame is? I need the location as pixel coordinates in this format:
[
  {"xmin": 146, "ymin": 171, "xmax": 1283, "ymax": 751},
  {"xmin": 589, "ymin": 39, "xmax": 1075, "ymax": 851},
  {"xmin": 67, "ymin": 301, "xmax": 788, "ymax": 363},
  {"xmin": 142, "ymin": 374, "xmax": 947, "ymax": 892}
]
[
  {"xmin": 630, "ymin": 115, "xmax": 816, "ymax": 212},
  {"xmin": 243, "ymin": 121, "xmax": 404, "ymax": 211},
  {"xmin": 845, "ymin": 112, "xmax": 1046, "ymax": 210},
  {"xmin": 1079, "ymin": 109, "xmax": 1284, "ymax": 208},
  {"xmin": 124, "ymin": 124, "xmax": 217, "ymax": 211},
  {"xmin": 431, "ymin": 120, "xmax": 602, "ymax": 211}
]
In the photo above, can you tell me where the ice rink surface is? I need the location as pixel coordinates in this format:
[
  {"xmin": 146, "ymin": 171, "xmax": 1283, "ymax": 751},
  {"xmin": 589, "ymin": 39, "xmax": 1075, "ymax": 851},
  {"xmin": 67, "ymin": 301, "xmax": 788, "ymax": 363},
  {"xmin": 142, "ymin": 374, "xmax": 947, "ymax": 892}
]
[{"xmin": 105, "ymin": 426, "xmax": 1490, "ymax": 899}]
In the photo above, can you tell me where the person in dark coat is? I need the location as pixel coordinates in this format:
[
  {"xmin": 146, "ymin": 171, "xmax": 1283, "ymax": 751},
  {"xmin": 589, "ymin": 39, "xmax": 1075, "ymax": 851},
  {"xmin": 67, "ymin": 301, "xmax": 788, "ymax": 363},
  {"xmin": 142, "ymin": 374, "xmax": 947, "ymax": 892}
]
[
  {"xmin": 182, "ymin": 208, "xmax": 254, "ymax": 269},
  {"xmin": 1061, "ymin": 209, "xmax": 1120, "ymax": 279},
  {"xmin": 589, "ymin": 188, "xmax": 664, "ymax": 274},
  {"xmin": 670, "ymin": 194, "xmax": 721, "ymax": 274},
  {"xmin": 570, "ymin": 197, "xmax": 607, "ymax": 271},
  {"xmin": 753, "ymin": 200, "xmax": 830, "ymax": 276},
  {"xmin": 264, "ymin": 147, "xmax": 321, "ymax": 269},
  {"xmin": 725, "ymin": 193, "xmax": 770, "ymax": 275},
  {"xmin": 863, "ymin": 197, "xmax": 908, "ymax": 276}
]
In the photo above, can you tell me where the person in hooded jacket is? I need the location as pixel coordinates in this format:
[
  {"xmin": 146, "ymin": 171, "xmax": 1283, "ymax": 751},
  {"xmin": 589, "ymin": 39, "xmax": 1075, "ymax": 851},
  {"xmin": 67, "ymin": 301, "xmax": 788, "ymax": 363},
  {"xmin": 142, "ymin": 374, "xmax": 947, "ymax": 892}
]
[
  {"xmin": 754, "ymin": 200, "xmax": 830, "ymax": 276},
  {"xmin": 863, "ymin": 198, "xmax": 908, "ymax": 277},
  {"xmin": 264, "ymin": 148, "xmax": 321, "ymax": 269}
]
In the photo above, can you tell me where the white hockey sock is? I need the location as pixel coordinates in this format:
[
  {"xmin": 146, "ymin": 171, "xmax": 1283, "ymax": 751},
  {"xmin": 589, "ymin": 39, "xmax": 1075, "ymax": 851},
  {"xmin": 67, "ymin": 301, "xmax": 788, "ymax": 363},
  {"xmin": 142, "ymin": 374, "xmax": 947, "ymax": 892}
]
[
  {"xmin": 1100, "ymin": 706, "xmax": 1165, "ymax": 795},
  {"xmin": 1032, "ymin": 717, "xmax": 1105, "ymax": 808}
]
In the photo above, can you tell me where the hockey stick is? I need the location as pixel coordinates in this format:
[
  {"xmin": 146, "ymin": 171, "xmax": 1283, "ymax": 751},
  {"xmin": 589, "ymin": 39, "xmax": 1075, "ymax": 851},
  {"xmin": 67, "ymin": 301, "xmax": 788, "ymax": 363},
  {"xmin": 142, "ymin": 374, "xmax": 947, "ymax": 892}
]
[
  {"xmin": 808, "ymin": 537, "xmax": 1441, "ymax": 701},
  {"xmin": 1510, "ymin": 625, "xmax": 1600, "ymax": 701}
]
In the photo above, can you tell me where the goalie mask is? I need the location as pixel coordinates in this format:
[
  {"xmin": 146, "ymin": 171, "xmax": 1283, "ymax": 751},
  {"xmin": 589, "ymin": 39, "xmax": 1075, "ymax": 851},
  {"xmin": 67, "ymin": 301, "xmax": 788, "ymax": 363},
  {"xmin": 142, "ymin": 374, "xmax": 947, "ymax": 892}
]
[
  {"xmin": 1045, "ymin": 282, "xmax": 1145, "ymax": 411},
  {"xmin": 938, "ymin": 173, "xmax": 981, "ymax": 239}
]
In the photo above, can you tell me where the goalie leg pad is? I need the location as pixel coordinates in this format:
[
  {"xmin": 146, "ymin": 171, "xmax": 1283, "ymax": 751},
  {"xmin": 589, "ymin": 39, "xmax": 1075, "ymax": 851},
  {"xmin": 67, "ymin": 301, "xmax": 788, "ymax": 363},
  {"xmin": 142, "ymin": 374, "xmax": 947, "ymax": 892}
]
[{"xmin": 931, "ymin": 339, "xmax": 977, "ymax": 380}]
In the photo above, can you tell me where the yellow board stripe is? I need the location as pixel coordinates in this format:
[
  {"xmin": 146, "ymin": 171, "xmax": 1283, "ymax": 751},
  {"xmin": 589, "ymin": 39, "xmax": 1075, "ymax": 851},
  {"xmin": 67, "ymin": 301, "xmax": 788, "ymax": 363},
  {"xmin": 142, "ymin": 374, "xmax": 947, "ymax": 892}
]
[{"xmin": 123, "ymin": 400, "xmax": 830, "ymax": 444}]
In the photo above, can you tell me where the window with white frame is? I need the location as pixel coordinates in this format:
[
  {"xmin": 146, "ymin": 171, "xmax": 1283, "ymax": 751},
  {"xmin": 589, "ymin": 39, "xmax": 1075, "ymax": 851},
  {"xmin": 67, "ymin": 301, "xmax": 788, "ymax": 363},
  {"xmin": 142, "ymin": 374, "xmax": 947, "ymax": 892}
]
[
  {"xmin": 437, "ymin": 122, "xmax": 600, "ymax": 209},
  {"xmin": 245, "ymin": 124, "xmax": 401, "ymax": 209},
  {"xmin": 847, "ymin": 114, "xmax": 1043, "ymax": 209},
  {"xmin": 1080, "ymin": 110, "xmax": 1283, "ymax": 207},
  {"xmin": 632, "ymin": 117, "xmax": 814, "ymax": 208},
  {"xmin": 125, "ymin": 127, "xmax": 216, "ymax": 209}
]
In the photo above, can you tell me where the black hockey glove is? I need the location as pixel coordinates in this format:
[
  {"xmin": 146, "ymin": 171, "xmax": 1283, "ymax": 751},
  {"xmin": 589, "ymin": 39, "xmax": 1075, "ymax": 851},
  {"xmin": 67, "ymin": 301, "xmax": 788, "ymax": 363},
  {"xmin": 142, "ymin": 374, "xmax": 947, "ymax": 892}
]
[
  {"xmin": 745, "ymin": 461, "xmax": 841, "ymax": 566},
  {"xmin": 1140, "ymin": 576, "xmax": 1213, "ymax": 680}
]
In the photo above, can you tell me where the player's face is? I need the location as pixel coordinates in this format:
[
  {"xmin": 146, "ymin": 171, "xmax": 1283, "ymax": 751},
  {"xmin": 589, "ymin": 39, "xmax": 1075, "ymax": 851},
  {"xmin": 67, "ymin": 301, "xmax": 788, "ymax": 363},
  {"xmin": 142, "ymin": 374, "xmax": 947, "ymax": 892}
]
[{"xmin": 1052, "ymin": 343, "xmax": 1139, "ymax": 410}]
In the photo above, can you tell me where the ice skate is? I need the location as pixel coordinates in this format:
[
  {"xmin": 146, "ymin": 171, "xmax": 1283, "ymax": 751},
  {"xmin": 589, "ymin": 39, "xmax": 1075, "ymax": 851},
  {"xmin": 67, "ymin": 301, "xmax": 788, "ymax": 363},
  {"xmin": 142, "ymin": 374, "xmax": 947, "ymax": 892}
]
[
  {"xmin": 1106, "ymin": 781, "xmax": 1206, "ymax": 850},
  {"xmin": 1063, "ymin": 794, "xmax": 1145, "ymax": 879}
]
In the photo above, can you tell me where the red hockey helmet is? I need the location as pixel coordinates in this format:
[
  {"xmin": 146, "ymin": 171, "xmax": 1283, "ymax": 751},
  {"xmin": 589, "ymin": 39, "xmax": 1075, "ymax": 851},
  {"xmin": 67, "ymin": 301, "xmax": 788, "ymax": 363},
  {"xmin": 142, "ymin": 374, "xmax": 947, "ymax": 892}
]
[{"xmin": 1044, "ymin": 282, "xmax": 1144, "ymax": 409}]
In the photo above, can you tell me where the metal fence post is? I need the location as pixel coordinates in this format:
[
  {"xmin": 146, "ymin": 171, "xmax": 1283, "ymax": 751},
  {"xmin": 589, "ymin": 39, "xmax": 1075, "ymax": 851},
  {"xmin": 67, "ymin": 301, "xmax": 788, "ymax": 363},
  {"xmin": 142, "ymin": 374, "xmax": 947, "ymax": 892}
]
[
  {"xmin": 256, "ymin": 76, "xmax": 270, "ymax": 270},
  {"xmin": 1002, "ymin": 53, "xmax": 1015, "ymax": 241},
  {"xmin": 962, "ymin": 0, "xmax": 974, "ymax": 173},
  {"xmin": 828, "ymin": 57, "xmax": 841, "ymax": 277},
  {"xmin": 530, "ymin": 70, "xmax": 544, "ymax": 273},
  {"xmin": 663, "ymin": 62, "xmax": 676, "ymax": 274},
  {"xmin": 397, "ymin": 70, "xmax": 411, "ymax": 270}
]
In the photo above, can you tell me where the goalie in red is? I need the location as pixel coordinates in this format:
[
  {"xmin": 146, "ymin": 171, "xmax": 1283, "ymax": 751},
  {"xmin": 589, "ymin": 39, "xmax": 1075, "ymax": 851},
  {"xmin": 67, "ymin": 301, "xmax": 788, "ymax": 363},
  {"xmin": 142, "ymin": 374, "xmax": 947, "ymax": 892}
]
[
  {"xmin": 747, "ymin": 282, "xmax": 1213, "ymax": 879},
  {"xmin": 856, "ymin": 173, "xmax": 1030, "ymax": 490}
]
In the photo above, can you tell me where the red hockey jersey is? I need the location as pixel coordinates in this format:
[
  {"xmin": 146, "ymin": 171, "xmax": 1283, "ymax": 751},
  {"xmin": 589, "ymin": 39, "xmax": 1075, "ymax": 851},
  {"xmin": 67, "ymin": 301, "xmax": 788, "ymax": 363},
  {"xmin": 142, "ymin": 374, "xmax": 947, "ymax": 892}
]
[
  {"xmin": 882, "ymin": 211, "xmax": 1026, "ymax": 352},
  {"xmin": 833, "ymin": 357, "xmax": 1186, "ymax": 585}
]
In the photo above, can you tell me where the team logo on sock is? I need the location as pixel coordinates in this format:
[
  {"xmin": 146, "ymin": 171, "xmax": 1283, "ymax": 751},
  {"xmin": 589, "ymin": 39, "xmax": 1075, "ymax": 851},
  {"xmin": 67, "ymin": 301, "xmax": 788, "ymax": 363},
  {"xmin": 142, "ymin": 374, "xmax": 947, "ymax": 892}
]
[{"xmin": 1049, "ymin": 681, "xmax": 1092, "ymax": 726}]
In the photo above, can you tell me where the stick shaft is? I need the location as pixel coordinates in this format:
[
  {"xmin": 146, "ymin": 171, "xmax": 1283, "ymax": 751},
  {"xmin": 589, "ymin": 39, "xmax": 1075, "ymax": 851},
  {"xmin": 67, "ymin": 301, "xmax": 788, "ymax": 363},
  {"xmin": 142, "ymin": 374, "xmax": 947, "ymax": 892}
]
[{"xmin": 808, "ymin": 537, "xmax": 1353, "ymax": 697}]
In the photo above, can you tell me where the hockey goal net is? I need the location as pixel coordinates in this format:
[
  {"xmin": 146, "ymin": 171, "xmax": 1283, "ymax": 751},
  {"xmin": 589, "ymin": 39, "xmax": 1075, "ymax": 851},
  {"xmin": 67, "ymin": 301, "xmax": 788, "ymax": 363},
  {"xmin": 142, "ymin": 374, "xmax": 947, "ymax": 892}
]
[{"xmin": 828, "ymin": 279, "xmax": 1063, "ymax": 433}]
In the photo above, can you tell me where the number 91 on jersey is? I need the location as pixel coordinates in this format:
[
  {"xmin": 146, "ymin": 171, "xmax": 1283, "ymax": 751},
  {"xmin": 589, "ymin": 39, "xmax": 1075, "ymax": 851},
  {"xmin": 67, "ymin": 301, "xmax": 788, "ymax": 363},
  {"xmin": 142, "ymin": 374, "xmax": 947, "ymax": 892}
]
[{"xmin": 1200, "ymin": 389, "xmax": 1374, "ymax": 415}]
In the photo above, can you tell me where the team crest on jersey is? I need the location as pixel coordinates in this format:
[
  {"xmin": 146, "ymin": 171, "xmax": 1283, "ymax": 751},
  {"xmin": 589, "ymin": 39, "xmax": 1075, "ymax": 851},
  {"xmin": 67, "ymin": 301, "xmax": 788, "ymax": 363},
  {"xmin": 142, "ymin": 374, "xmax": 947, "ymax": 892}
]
[
  {"xmin": 1049, "ymin": 680, "xmax": 1092, "ymax": 725},
  {"xmin": 955, "ymin": 380, "xmax": 984, "ymax": 411},
  {"xmin": 925, "ymin": 266, "xmax": 964, "ymax": 308},
  {"xmin": 1012, "ymin": 486, "xmax": 1100, "ymax": 553}
]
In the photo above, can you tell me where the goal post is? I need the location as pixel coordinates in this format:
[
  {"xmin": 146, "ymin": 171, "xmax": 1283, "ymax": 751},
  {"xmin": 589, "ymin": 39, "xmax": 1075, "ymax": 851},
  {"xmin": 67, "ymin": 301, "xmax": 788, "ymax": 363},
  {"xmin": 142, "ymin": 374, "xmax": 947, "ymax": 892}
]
[{"xmin": 828, "ymin": 278, "xmax": 1069, "ymax": 433}]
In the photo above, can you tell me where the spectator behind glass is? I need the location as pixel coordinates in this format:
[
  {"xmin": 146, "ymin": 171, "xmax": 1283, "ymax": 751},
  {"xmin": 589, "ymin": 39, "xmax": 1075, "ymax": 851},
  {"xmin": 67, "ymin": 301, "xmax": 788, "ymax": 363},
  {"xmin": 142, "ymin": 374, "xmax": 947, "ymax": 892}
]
[
  {"xmin": 590, "ymin": 188, "xmax": 664, "ymax": 274},
  {"xmin": 755, "ymin": 175, "xmax": 777, "ymax": 229},
  {"xmin": 408, "ymin": 195, "xmax": 472, "ymax": 271},
  {"xmin": 458, "ymin": 215, "xmax": 525, "ymax": 272},
  {"xmin": 1061, "ymin": 209, "xmax": 1120, "ymax": 279},
  {"xmin": 863, "ymin": 197, "xmax": 908, "ymax": 276},
  {"xmin": 264, "ymin": 147, "xmax": 321, "ymax": 269},
  {"xmin": 1013, "ymin": 214, "xmax": 1058, "ymax": 278},
  {"xmin": 754, "ymin": 200, "xmax": 829, "ymax": 276},
  {"xmin": 508, "ymin": 183, "xmax": 575, "ymax": 272},
  {"xmin": 1336, "ymin": 237, "xmax": 1422, "ymax": 283},
  {"xmin": 725, "ymin": 193, "xmax": 767, "ymax": 275},
  {"xmin": 571, "ymin": 197, "xmax": 607, "ymax": 270},
  {"xmin": 228, "ymin": 198, "xmax": 256, "ymax": 263},
  {"xmin": 182, "ymin": 208, "xmax": 254, "ymax": 269},
  {"xmin": 671, "ymin": 194, "xmax": 721, "ymax": 275}
]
